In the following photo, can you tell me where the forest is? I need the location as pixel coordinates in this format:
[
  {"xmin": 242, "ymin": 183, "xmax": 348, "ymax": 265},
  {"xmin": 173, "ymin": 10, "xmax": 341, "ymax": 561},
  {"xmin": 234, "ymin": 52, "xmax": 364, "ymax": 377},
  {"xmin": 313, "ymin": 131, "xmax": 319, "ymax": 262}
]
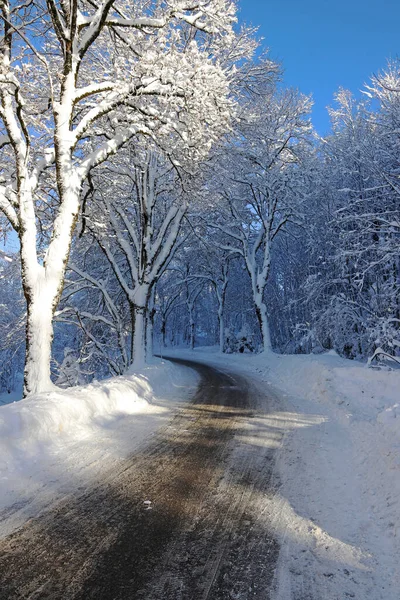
[{"xmin": 1, "ymin": 0, "xmax": 399, "ymax": 396}]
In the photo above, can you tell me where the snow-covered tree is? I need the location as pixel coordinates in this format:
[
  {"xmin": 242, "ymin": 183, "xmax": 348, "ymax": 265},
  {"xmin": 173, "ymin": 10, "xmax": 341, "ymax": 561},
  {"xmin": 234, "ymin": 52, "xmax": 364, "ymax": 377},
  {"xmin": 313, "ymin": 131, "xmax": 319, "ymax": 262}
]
[
  {"xmin": 0, "ymin": 0, "xmax": 241, "ymax": 393},
  {"xmin": 308, "ymin": 71, "xmax": 400, "ymax": 361},
  {"xmin": 278, "ymin": 65, "xmax": 400, "ymax": 363},
  {"xmin": 182, "ymin": 245, "xmax": 231, "ymax": 352},
  {"xmin": 207, "ymin": 88, "xmax": 313, "ymax": 351},
  {"xmin": 84, "ymin": 148, "xmax": 191, "ymax": 366},
  {"xmin": 58, "ymin": 254, "xmax": 131, "ymax": 376},
  {"xmin": 155, "ymin": 272, "xmax": 186, "ymax": 350}
]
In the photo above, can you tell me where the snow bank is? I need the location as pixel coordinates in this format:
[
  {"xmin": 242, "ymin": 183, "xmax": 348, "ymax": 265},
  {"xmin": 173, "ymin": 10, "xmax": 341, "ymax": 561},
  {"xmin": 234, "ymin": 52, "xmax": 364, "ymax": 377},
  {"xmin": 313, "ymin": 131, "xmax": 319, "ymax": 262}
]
[
  {"xmin": 166, "ymin": 347, "xmax": 400, "ymax": 599},
  {"xmin": 180, "ymin": 347, "xmax": 400, "ymax": 437},
  {"xmin": 0, "ymin": 378, "xmax": 151, "ymax": 466},
  {"xmin": 176, "ymin": 346, "xmax": 400, "ymax": 472},
  {"xmin": 0, "ymin": 359, "xmax": 198, "ymax": 474},
  {"xmin": 0, "ymin": 359, "xmax": 199, "ymax": 535},
  {"xmin": 262, "ymin": 351, "xmax": 400, "ymax": 443}
]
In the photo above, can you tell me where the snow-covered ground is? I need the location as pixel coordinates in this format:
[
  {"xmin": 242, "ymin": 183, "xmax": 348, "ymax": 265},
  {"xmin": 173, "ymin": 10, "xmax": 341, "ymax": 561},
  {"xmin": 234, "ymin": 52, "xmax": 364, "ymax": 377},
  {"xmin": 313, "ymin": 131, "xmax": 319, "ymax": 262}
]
[
  {"xmin": 2, "ymin": 347, "xmax": 399, "ymax": 598},
  {"xmin": 0, "ymin": 359, "xmax": 199, "ymax": 538},
  {"xmin": 167, "ymin": 347, "xmax": 400, "ymax": 600}
]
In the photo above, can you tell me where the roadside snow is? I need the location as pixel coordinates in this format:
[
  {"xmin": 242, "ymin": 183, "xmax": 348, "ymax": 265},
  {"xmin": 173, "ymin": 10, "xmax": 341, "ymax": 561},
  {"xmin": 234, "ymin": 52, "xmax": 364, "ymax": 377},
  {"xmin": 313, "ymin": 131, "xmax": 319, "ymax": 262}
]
[
  {"xmin": 2, "ymin": 346, "xmax": 399, "ymax": 598},
  {"xmin": 0, "ymin": 358, "xmax": 199, "ymax": 538},
  {"xmin": 167, "ymin": 347, "xmax": 400, "ymax": 600}
]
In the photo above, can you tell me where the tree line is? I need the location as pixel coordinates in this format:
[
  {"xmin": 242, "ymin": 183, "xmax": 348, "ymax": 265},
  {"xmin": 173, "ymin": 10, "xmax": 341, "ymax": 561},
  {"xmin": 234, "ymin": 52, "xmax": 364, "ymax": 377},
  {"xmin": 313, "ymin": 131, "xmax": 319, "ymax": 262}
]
[{"xmin": 0, "ymin": 1, "xmax": 399, "ymax": 395}]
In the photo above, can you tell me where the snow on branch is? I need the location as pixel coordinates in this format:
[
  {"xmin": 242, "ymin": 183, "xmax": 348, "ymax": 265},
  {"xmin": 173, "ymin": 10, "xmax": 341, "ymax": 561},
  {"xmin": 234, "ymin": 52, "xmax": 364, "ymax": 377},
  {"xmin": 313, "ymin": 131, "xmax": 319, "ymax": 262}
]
[
  {"xmin": 0, "ymin": 187, "xmax": 19, "ymax": 232},
  {"xmin": 0, "ymin": 134, "xmax": 11, "ymax": 149},
  {"xmin": 367, "ymin": 348, "xmax": 400, "ymax": 367}
]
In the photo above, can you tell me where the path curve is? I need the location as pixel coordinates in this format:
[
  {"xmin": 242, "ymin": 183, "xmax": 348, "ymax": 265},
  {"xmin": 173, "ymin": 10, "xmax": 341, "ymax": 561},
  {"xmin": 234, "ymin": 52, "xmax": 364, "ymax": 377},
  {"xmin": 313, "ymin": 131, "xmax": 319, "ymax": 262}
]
[{"xmin": 0, "ymin": 358, "xmax": 280, "ymax": 600}]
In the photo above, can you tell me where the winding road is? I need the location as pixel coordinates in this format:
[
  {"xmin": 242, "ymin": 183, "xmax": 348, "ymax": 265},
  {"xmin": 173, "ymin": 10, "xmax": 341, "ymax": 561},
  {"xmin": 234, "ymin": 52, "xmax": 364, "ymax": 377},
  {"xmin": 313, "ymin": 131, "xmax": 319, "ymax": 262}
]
[{"xmin": 0, "ymin": 358, "xmax": 281, "ymax": 599}]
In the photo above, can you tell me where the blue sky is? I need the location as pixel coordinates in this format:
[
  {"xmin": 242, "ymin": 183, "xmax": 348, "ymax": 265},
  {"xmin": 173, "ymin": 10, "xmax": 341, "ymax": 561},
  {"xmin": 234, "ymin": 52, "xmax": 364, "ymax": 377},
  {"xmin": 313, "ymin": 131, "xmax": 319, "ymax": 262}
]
[{"xmin": 238, "ymin": 0, "xmax": 400, "ymax": 134}]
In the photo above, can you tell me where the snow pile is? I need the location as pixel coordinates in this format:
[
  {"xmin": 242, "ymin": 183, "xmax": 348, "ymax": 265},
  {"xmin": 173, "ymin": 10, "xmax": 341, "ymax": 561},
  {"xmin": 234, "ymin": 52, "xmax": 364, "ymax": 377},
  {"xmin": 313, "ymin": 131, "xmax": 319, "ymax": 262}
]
[
  {"xmin": 0, "ymin": 359, "xmax": 197, "ymax": 474},
  {"xmin": 0, "ymin": 359, "xmax": 199, "ymax": 534},
  {"xmin": 0, "ymin": 377, "xmax": 151, "ymax": 466}
]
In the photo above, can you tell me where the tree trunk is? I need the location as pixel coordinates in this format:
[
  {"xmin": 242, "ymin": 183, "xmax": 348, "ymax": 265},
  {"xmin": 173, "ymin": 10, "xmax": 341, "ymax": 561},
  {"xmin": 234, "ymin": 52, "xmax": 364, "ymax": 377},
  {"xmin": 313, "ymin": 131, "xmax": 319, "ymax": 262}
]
[
  {"xmin": 131, "ymin": 281, "xmax": 152, "ymax": 368},
  {"xmin": 161, "ymin": 317, "xmax": 167, "ymax": 348},
  {"xmin": 130, "ymin": 303, "xmax": 135, "ymax": 364},
  {"xmin": 24, "ymin": 289, "xmax": 58, "ymax": 396},
  {"xmin": 190, "ymin": 319, "xmax": 195, "ymax": 350},
  {"xmin": 21, "ymin": 189, "xmax": 80, "ymax": 395},
  {"xmin": 255, "ymin": 301, "xmax": 272, "ymax": 352},
  {"xmin": 146, "ymin": 287, "xmax": 155, "ymax": 362},
  {"xmin": 132, "ymin": 305, "xmax": 147, "ymax": 369},
  {"xmin": 21, "ymin": 166, "xmax": 81, "ymax": 394},
  {"xmin": 146, "ymin": 312, "xmax": 154, "ymax": 361},
  {"xmin": 218, "ymin": 307, "xmax": 224, "ymax": 353},
  {"xmin": 188, "ymin": 303, "xmax": 195, "ymax": 350}
]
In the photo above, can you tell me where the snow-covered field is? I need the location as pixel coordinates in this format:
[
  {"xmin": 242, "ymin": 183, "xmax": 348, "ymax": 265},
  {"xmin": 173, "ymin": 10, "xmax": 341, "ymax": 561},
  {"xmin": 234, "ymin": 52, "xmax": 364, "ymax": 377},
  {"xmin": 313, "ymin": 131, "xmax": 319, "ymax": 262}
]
[
  {"xmin": 167, "ymin": 347, "xmax": 400, "ymax": 599},
  {"xmin": 0, "ymin": 359, "xmax": 199, "ymax": 538}
]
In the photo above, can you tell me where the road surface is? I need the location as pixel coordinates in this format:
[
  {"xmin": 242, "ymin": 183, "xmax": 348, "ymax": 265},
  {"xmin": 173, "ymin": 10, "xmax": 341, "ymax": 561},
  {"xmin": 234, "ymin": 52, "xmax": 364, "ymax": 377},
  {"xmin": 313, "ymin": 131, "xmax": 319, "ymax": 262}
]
[{"xmin": 0, "ymin": 357, "xmax": 281, "ymax": 599}]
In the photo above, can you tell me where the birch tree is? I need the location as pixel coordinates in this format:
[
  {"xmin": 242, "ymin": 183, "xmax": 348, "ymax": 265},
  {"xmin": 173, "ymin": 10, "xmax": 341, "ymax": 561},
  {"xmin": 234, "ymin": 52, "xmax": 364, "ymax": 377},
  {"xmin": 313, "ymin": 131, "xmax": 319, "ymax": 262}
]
[{"xmin": 0, "ymin": 0, "xmax": 238, "ymax": 393}]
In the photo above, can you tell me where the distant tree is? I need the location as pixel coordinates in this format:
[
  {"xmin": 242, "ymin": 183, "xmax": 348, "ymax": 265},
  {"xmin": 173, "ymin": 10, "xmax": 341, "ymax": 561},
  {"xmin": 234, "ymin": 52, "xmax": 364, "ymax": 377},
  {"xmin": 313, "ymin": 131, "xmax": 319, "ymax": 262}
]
[{"xmin": 207, "ymin": 88, "xmax": 313, "ymax": 351}]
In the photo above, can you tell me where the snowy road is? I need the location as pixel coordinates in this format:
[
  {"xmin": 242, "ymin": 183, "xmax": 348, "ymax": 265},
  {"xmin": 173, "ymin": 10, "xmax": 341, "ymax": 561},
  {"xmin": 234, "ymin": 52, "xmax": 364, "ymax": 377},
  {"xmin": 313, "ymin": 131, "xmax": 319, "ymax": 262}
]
[{"xmin": 0, "ymin": 358, "xmax": 280, "ymax": 599}]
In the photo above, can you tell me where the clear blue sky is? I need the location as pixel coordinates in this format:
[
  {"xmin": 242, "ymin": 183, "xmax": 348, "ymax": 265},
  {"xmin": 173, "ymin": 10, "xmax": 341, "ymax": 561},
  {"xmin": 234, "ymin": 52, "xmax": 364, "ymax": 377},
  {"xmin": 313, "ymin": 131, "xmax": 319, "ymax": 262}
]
[{"xmin": 238, "ymin": 0, "xmax": 400, "ymax": 135}]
